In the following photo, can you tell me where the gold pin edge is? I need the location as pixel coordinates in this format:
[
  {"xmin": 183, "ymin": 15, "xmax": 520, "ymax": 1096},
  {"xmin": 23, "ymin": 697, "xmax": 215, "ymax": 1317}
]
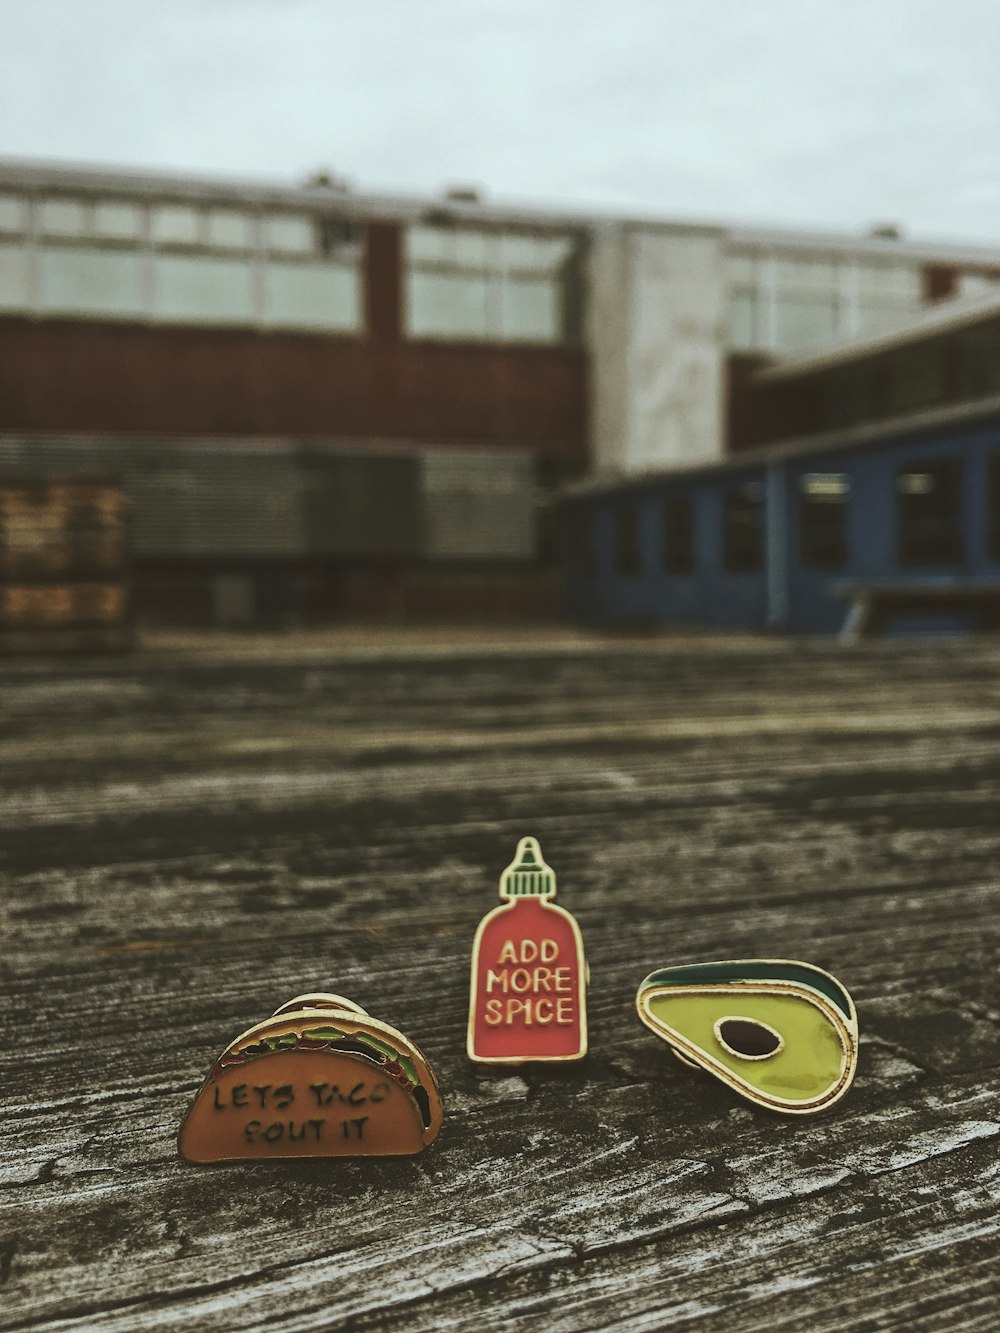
[
  {"xmin": 636, "ymin": 981, "xmax": 858, "ymax": 1114},
  {"xmin": 636, "ymin": 959, "xmax": 858, "ymax": 1035}
]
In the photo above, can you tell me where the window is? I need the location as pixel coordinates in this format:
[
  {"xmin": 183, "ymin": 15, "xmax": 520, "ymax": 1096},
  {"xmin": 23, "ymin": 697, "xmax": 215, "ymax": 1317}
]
[
  {"xmin": 726, "ymin": 248, "xmax": 770, "ymax": 352},
  {"xmin": 408, "ymin": 269, "xmax": 490, "ymax": 339},
  {"xmin": 0, "ymin": 193, "xmax": 370, "ymax": 329},
  {"xmin": 0, "ymin": 242, "xmax": 30, "ymax": 310},
  {"xmin": 824, "ymin": 365, "xmax": 882, "ymax": 429},
  {"xmin": 0, "ymin": 193, "xmax": 26, "ymax": 233},
  {"xmin": 93, "ymin": 201, "xmax": 143, "ymax": 241},
  {"xmin": 857, "ymin": 259, "xmax": 922, "ymax": 301},
  {"xmin": 896, "ymin": 458, "xmax": 963, "ymax": 567},
  {"xmin": 405, "ymin": 223, "xmax": 581, "ymax": 344},
  {"xmin": 570, "ymin": 511, "xmax": 596, "ymax": 575},
  {"xmin": 39, "ymin": 198, "xmax": 90, "ymax": 237},
  {"xmin": 266, "ymin": 214, "xmax": 315, "ymax": 254},
  {"xmin": 764, "ymin": 250, "xmax": 846, "ymax": 352},
  {"xmin": 956, "ymin": 272, "xmax": 1000, "ymax": 299},
  {"xmin": 723, "ymin": 481, "xmax": 765, "ymax": 572},
  {"xmin": 888, "ymin": 345, "xmax": 945, "ymax": 414},
  {"xmin": 500, "ymin": 276, "xmax": 561, "ymax": 342},
  {"xmin": 39, "ymin": 246, "xmax": 145, "ymax": 317},
  {"xmin": 152, "ymin": 253, "xmax": 254, "ymax": 323},
  {"xmin": 728, "ymin": 290, "xmax": 758, "ymax": 351},
  {"xmin": 316, "ymin": 216, "xmax": 361, "ymax": 257},
  {"xmin": 499, "ymin": 233, "xmax": 571, "ymax": 270},
  {"xmin": 775, "ymin": 254, "xmax": 838, "ymax": 288},
  {"xmin": 799, "ymin": 473, "xmax": 849, "ymax": 569},
  {"xmin": 260, "ymin": 213, "xmax": 362, "ymax": 330},
  {"xmin": 774, "ymin": 293, "xmax": 838, "ymax": 351},
  {"xmin": 613, "ymin": 504, "xmax": 641, "ymax": 576},
  {"xmin": 151, "ymin": 205, "xmax": 201, "ymax": 246},
  {"xmin": 956, "ymin": 322, "xmax": 1000, "ymax": 400},
  {"xmin": 726, "ymin": 249, "xmax": 758, "ymax": 284},
  {"xmin": 662, "ymin": 496, "xmax": 694, "ymax": 573},
  {"xmin": 852, "ymin": 260, "xmax": 923, "ymax": 338},
  {"xmin": 990, "ymin": 454, "xmax": 1000, "ymax": 564},
  {"xmin": 262, "ymin": 259, "xmax": 361, "ymax": 331},
  {"xmin": 408, "ymin": 226, "xmax": 458, "ymax": 265},
  {"xmin": 206, "ymin": 208, "xmax": 253, "ymax": 251}
]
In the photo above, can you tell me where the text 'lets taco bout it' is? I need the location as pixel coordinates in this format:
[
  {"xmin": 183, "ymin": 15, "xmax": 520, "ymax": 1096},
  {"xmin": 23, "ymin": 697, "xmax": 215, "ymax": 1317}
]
[{"xmin": 178, "ymin": 999, "xmax": 443, "ymax": 1161}]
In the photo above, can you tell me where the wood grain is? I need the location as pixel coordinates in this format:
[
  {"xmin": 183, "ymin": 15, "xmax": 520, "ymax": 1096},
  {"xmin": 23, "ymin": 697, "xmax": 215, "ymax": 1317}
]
[{"xmin": 1, "ymin": 634, "xmax": 999, "ymax": 1331}]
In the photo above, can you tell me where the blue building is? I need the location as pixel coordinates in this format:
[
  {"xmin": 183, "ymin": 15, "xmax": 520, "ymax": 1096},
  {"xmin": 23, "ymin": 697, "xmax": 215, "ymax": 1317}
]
[{"xmin": 563, "ymin": 296, "xmax": 1000, "ymax": 637}]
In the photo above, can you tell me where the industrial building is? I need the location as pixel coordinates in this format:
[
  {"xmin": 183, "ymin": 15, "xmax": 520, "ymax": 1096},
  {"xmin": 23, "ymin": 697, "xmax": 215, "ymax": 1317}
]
[
  {"xmin": 562, "ymin": 292, "xmax": 1000, "ymax": 636},
  {"xmin": 2, "ymin": 155, "xmax": 1000, "ymax": 627}
]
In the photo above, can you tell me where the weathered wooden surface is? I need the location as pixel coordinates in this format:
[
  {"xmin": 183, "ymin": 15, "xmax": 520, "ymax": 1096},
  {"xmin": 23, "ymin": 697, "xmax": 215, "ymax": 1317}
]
[{"xmin": 2, "ymin": 631, "xmax": 999, "ymax": 1332}]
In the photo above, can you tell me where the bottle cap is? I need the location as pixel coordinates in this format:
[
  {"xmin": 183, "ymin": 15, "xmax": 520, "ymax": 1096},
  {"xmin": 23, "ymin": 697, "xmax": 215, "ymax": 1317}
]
[{"xmin": 498, "ymin": 836, "xmax": 556, "ymax": 900}]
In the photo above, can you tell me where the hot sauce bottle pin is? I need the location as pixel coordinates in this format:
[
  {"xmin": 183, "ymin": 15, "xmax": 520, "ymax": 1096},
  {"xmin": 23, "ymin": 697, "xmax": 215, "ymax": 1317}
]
[{"xmin": 468, "ymin": 837, "xmax": 588, "ymax": 1064}]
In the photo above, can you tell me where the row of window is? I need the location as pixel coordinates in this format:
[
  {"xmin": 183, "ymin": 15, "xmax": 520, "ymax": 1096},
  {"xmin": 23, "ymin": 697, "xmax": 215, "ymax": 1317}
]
[
  {"xmin": 0, "ymin": 192, "xmax": 581, "ymax": 273},
  {"xmin": 728, "ymin": 288, "xmax": 926, "ymax": 354},
  {"xmin": 726, "ymin": 249, "xmax": 925, "ymax": 296},
  {"xmin": 0, "ymin": 196, "xmax": 582, "ymax": 343},
  {"xmin": 14, "ymin": 191, "xmax": 989, "ymax": 356},
  {"xmin": 578, "ymin": 455, "xmax": 998, "ymax": 578},
  {"xmin": 823, "ymin": 320, "xmax": 1000, "ymax": 429},
  {"xmin": 0, "ymin": 191, "xmax": 361, "ymax": 258},
  {"xmin": 0, "ymin": 241, "xmax": 360, "ymax": 331},
  {"xmin": 584, "ymin": 480, "xmax": 767, "ymax": 578},
  {"xmin": 723, "ymin": 248, "xmax": 974, "ymax": 354},
  {"xmin": 729, "ymin": 251, "xmax": 1000, "ymax": 304},
  {"xmin": 406, "ymin": 224, "xmax": 582, "ymax": 343}
]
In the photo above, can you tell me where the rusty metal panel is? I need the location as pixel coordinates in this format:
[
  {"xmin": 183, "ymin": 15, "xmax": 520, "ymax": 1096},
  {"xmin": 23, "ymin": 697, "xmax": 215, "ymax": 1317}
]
[
  {"xmin": 0, "ymin": 433, "xmax": 541, "ymax": 564},
  {"xmin": 122, "ymin": 442, "xmax": 305, "ymax": 558},
  {"xmin": 302, "ymin": 449, "xmax": 423, "ymax": 557},
  {"xmin": 0, "ymin": 434, "xmax": 115, "ymax": 478},
  {"xmin": 421, "ymin": 447, "xmax": 537, "ymax": 560},
  {"xmin": 0, "ymin": 434, "xmax": 305, "ymax": 558}
]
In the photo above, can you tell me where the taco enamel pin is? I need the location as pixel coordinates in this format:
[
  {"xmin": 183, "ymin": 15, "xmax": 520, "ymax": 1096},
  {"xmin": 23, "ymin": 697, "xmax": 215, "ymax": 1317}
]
[
  {"xmin": 179, "ymin": 993, "xmax": 443, "ymax": 1161},
  {"xmin": 636, "ymin": 960, "xmax": 858, "ymax": 1115}
]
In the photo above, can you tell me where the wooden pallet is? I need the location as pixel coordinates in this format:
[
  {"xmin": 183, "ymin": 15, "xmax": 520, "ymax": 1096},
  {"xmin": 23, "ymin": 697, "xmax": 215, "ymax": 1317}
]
[{"xmin": 0, "ymin": 478, "xmax": 132, "ymax": 655}]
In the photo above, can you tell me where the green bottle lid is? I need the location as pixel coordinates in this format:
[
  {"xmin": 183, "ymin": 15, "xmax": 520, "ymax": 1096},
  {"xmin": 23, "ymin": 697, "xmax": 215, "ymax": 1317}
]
[{"xmin": 499, "ymin": 836, "xmax": 557, "ymax": 900}]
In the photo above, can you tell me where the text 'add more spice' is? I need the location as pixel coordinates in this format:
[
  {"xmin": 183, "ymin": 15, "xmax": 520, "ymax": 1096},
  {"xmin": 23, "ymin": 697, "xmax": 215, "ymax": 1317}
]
[{"xmin": 468, "ymin": 837, "xmax": 588, "ymax": 1064}]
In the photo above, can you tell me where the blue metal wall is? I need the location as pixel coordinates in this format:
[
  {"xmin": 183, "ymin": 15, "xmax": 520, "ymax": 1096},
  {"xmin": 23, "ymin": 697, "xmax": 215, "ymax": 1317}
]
[{"xmin": 563, "ymin": 410, "xmax": 1000, "ymax": 635}]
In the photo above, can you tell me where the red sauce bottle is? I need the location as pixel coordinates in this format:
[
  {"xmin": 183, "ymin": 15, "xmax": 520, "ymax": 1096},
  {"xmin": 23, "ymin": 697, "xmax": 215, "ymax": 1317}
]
[{"xmin": 468, "ymin": 837, "xmax": 588, "ymax": 1064}]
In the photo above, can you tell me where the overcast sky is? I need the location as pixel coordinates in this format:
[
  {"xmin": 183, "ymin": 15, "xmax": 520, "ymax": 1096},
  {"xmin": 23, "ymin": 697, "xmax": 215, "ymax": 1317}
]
[{"xmin": 1, "ymin": 0, "xmax": 998, "ymax": 244}]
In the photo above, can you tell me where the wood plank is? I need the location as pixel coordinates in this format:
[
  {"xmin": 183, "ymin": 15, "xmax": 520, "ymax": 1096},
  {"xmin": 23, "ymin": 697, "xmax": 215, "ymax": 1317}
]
[{"xmin": 1, "ymin": 636, "xmax": 999, "ymax": 1330}]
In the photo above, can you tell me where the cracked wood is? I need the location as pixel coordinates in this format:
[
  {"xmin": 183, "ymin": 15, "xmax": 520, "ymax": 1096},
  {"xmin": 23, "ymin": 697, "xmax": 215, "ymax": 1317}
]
[{"xmin": 1, "ymin": 634, "xmax": 999, "ymax": 1331}]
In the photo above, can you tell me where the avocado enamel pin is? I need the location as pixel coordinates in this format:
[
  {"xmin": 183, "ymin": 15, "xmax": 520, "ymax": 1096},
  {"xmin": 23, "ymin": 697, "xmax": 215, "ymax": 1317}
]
[
  {"xmin": 179, "ymin": 993, "xmax": 443, "ymax": 1161},
  {"xmin": 636, "ymin": 960, "xmax": 858, "ymax": 1115}
]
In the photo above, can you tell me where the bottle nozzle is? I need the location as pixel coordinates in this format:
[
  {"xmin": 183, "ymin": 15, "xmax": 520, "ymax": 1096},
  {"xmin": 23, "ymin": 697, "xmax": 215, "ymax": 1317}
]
[{"xmin": 499, "ymin": 836, "xmax": 557, "ymax": 900}]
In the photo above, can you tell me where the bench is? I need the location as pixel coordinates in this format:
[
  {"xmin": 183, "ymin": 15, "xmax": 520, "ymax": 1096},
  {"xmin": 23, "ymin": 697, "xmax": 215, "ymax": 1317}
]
[{"xmin": 836, "ymin": 579, "xmax": 1000, "ymax": 641}]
